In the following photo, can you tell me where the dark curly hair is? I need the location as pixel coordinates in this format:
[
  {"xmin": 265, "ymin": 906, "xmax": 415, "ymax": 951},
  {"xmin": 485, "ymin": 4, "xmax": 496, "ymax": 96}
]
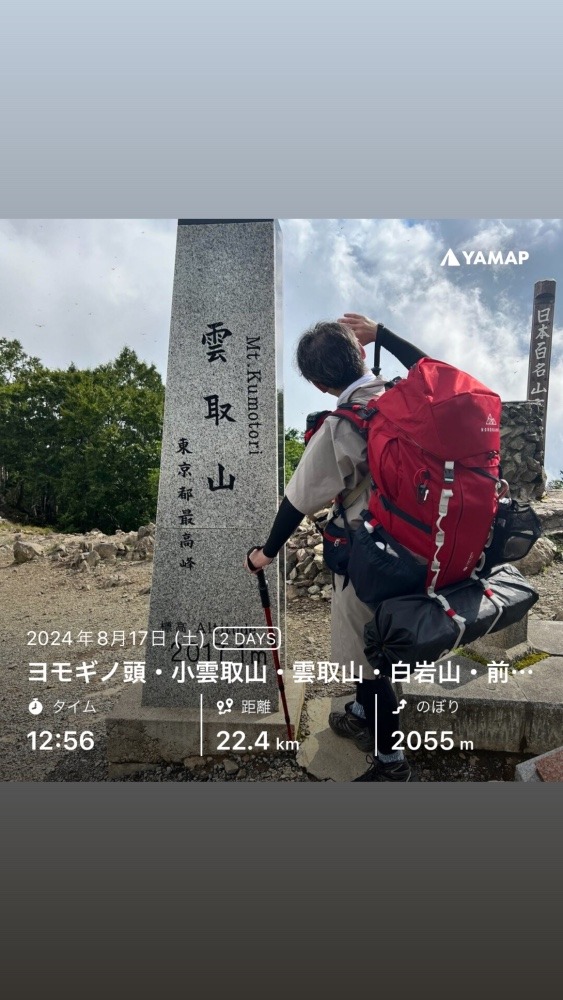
[{"xmin": 296, "ymin": 321, "xmax": 366, "ymax": 389}]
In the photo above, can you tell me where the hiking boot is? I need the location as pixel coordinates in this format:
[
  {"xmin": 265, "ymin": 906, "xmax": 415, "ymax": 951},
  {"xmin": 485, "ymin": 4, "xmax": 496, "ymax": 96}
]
[
  {"xmin": 328, "ymin": 702, "xmax": 374, "ymax": 752},
  {"xmin": 353, "ymin": 755, "xmax": 412, "ymax": 782}
]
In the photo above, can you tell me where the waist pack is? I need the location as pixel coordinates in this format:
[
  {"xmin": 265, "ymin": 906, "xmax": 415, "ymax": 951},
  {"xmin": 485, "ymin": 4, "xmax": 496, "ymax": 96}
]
[
  {"xmin": 363, "ymin": 563, "xmax": 539, "ymax": 677},
  {"xmin": 320, "ymin": 357, "xmax": 503, "ymax": 593},
  {"xmin": 320, "ymin": 517, "xmax": 353, "ymax": 576}
]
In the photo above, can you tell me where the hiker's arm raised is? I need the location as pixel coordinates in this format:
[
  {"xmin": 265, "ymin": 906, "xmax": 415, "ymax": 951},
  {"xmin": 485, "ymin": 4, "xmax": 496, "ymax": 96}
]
[
  {"xmin": 378, "ymin": 325, "xmax": 427, "ymax": 368},
  {"xmin": 339, "ymin": 313, "xmax": 427, "ymax": 368}
]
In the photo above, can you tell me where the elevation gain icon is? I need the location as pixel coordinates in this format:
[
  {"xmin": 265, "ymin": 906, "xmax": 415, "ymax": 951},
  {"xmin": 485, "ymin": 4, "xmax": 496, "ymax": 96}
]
[{"xmin": 441, "ymin": 249, "xmax": 460, "ymax": 266}]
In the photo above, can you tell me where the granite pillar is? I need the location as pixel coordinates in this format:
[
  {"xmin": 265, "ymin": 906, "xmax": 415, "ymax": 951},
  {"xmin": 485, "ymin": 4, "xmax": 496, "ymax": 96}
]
[
  {"xmin": 142, "ymin": 219, "xmax": 284, "ymax": 712},
  {"xmin": 107, "ymin": 220, "xmax": 299, "ymax": 771}
]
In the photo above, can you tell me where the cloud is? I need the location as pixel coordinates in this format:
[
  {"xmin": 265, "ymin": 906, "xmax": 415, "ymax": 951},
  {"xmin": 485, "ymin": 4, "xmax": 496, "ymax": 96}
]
[
  {"xmin": 0, "ymin": 218, "xmax": 177, "ymax": 373},
  {"xmin": 281, "ymin": 218, "xmax": 563, "ymax": 476}
]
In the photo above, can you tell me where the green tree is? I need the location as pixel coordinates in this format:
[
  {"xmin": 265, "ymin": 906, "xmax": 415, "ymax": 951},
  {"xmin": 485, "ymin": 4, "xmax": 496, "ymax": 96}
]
[
  {"xmin": 0, "ymin": 337, "xmax": 42, "ymax": 384},
  {"xmin": 0, "ymin": 345, "xmax": 62, "ymax": 519},
  {"xmin": 0, "ymin": 340, "xmax": 164, "ymax": 532},
  {"xmin": 284, "ymin": 428, "xmax": 305, "ymax": 485},
  {"xmin": 55, "ymin": 349, "xmax": 164, "ymax": 532}
]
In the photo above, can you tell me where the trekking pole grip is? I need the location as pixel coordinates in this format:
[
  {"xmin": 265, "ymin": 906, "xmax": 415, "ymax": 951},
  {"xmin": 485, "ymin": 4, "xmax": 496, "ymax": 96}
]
[{"xmin": 247, "ymin": 547, "xmax": 270, "ymax": 609}]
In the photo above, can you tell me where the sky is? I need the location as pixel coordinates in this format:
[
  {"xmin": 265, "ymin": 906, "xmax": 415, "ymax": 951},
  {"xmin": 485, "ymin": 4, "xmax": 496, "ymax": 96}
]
[{"xmin": 0, "ymin": 218, "xmax": 561, "ymax": 480}]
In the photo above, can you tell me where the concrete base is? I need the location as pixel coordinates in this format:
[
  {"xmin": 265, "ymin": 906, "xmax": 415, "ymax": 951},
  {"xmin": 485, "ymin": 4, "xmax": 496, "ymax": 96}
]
[
  {"xmin": 106, "ymin": 681, "xmax": 305, "ymax": 778},
  {"xmin": 466, "ymin": 614, "xmax": 533, "ymax": 664},
  {"xmin": 515, "ymin": 746, "xmax": 563, "ymax": 782},
  {"xmin": 296, "ymin": 696, "xmax": 370, "ymax": 781},
  {"xmin": 395, "ymin": 655, "xmax": 563, "ymax": 754},
  {"xmin": 466, "ymin": 638, "xmax": 534, "ymax": 664},
  {"xmin": 528, "ymin": 620, "xmax": 563, "ymax": 656}
]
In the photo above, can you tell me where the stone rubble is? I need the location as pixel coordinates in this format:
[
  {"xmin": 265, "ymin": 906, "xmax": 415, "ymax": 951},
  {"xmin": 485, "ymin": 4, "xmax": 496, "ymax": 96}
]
[
  {"xmin": 285, "ymin": 509, "xmax": 333, "ymax": 602},
  {"xmin": 500, "ymin": 401, "xmax": 546, "ymax": 498},
  {"xmin": 10, "ymin": 521, "xmax": 157, "ymax": 576}
]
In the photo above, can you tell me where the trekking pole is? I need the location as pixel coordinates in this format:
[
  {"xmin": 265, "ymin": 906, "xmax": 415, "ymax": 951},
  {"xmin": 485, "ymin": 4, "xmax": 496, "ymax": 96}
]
[
  {"xmin": 372, "ymin": 337, "xmax": 381, "ymax": 377},
  {"xmin": 247, "ymin": 547, "xmax": 293, "ymax": 740}
]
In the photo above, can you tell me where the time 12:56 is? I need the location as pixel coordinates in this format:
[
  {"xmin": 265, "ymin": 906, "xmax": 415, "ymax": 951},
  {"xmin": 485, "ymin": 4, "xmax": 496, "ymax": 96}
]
[{"xmin": 27, "ymin": 731, "xmax": 94, "ymax": 750}]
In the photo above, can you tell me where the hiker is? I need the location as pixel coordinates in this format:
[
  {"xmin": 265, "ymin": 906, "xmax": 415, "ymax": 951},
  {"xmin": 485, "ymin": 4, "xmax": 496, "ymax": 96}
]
[{"xmin": 244, "ymin": 313, "xmax": 427, "ymax": 781}]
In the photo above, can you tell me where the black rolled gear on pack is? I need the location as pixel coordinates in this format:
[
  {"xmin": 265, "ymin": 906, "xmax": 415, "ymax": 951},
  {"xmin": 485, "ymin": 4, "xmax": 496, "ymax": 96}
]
[{"xmin": 363, "ymin": 563, "xmax": 539, "ymax": 677}]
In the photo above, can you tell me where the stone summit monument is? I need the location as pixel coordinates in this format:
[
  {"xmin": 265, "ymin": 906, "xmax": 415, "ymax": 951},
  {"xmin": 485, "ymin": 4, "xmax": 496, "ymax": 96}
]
[{"xmin": 107, "ymin": 220, "xmax": 302, "ymax": 775}]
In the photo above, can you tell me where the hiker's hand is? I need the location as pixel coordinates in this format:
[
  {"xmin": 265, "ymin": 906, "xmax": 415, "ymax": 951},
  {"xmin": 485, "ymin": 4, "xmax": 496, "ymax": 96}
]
[
  {"xmin": 339, "ymin": 313, "xmax": 380, "ymax": 347},
  {"xmin": 244, "ymin": 548, "xmax": 273, "ymax": 574}
]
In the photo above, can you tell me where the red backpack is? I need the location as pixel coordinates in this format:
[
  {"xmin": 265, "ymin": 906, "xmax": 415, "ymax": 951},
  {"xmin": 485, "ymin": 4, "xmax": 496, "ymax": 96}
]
[{"xmin": 331, "ymin": 357, "xmax": 503, "ymax": 592}]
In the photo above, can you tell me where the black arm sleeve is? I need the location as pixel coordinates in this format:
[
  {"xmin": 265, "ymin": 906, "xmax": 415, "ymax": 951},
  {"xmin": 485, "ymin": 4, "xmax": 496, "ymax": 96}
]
[
  {"xmin": 378, "ymin": 324, "xmax": 427, "ymax": 369},
  {"xmin": 262, "ymin": 496, "xmax": 305, "ymax": 558}
]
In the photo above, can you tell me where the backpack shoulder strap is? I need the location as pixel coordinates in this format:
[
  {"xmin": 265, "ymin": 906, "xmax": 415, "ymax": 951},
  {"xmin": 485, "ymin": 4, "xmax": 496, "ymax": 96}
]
[
  {"xmin": 338, "ymin": 473, "xmax": 372, "ymax": 511},
  {"xmin": 330, "ymin": 402, "xmax": 377, "ymax": 438}
]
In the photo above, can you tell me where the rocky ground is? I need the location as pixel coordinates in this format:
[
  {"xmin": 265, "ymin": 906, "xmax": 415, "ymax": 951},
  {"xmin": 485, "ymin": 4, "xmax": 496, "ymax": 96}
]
[{"xmin": 1, "ymin": 497, "xmax": 562, "ymax": 783}]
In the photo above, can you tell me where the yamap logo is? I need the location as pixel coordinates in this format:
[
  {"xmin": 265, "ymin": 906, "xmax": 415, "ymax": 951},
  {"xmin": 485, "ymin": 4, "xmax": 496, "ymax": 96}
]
[{"xmin": 441, "ymin": 248, "xmax": 529, "ymax": 266}]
